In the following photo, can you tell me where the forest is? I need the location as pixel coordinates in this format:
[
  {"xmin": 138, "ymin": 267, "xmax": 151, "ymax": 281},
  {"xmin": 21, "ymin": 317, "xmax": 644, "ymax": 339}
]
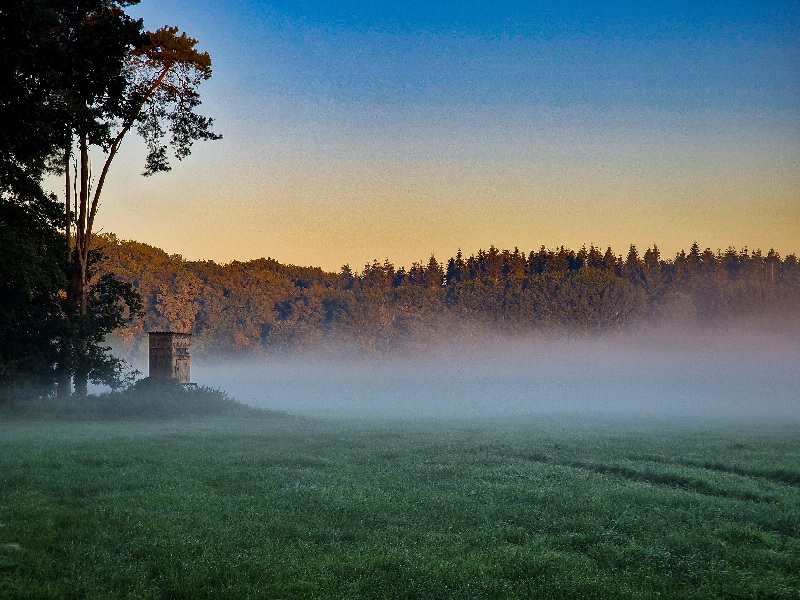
[{"xmin": 93, "ymin": 234, "xmax": 800, "ymax": 361}]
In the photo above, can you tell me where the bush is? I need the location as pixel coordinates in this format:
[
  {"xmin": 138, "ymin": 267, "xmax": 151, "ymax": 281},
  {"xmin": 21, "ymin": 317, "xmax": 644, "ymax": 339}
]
[{"xmin": 0, "ymin": 377, "xmax": 272, "ymax": 421}]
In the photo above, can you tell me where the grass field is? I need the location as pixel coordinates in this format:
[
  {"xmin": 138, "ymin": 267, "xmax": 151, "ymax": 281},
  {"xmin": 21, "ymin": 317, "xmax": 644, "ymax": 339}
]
[{"xmin": 1, "ymin": 414, "xmax": 798, "ymax": 599}]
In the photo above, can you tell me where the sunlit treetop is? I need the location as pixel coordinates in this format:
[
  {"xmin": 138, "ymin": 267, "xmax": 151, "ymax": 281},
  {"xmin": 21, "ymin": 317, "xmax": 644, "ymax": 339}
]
[
  {"xmin": 132, "ymin": 25, "xmax": 212, "ymax": 75},
  {"xmin": 122, "ymin": 25, "xmax": 221, "ymax": 176}
]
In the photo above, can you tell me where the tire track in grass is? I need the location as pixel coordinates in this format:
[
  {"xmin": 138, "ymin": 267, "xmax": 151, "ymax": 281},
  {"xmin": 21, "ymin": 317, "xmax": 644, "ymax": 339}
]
[
  {"xmin": 560, "ymin": 460, "xmax": 778, "ymax": 503},
  {"xmin": 630, "ymin": 455, "xmax": 800, "ymax": 488},
  {"xmin": 501, "ymin": 450, "xmax": 788, "ymax": 504},
  {"xmin": 499, "ymin": 450, "xmax": 800, "ymax": 542}
]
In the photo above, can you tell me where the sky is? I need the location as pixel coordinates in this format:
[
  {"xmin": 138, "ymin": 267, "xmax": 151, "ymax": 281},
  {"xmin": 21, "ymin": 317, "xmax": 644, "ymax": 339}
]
[{"xmin": 78, "ymin": 0, "xmax": 799, "ymax": 271}]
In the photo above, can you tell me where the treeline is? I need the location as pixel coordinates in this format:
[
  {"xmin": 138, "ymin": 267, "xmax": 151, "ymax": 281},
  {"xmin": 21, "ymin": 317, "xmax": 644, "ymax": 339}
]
[{"xmin": 94, "ymin": 235, "xmax": 800, "ymax": 358}]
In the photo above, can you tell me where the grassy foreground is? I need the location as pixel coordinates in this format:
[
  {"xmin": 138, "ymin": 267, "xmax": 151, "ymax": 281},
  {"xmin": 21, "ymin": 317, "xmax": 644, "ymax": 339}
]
[{"xmin": 0, "ymin": 414, "xmax": 798, "ymax": 599}]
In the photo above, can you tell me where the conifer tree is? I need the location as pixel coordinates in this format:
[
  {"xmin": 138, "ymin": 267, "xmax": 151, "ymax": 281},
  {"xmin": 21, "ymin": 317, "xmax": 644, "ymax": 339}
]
[
  {"xmin": 503, "ymin": 247, "xmax": 526, "ymax": 280},
  {"xmin": 486, "ymin": 246, "xmax": 503, "ymax": 282},
  {"xmin": 529, "ymin": 246, "xmax": 549, "ymax": 274},
  {"xmin": 602, "ymin": 247, "xmax": 617, "ymax": 272},
  {"xmin": 425, "ymin": 255, "xmax": 444, "ymax": 289},
  {"xmin": 586, "ymin": 245, "xmax": 604, "ymax": 270},
  {"xmin": 623, "ymin": 244, "xmax": 646, "ymax": 287},
  {"xmin": 765, "ymin": 249, "xmax": 781, "ymax": 285},
  {"xmin": 643, "ymin": 245, "xmax": 663, "ymax": 295},
  {"xmin": 687, "ymin": 242, "xmax": 702, "ymax": 272},
  {"xmin": 550, "ymin": 246, "xmax": 571, "ymax": 273}
]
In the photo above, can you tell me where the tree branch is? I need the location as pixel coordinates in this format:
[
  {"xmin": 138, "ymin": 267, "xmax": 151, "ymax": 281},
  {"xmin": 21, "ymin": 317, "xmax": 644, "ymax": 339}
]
[{"xmin": 86, "ymin": 65, "xmax": 171, "ymax": 242}]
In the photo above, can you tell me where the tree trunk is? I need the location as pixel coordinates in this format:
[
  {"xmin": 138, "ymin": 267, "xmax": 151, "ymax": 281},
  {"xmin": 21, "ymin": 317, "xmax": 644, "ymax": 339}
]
[
  {"xmin": 72, "ymin": 136, "xmax": 90, "ymax": 396},
  {"xmin": 56, "ymin": 352, "xmax": 71, "ymax": 398},
  {"xmin": 74, "ymin": 360, "xmax": 88, "ymax": 396},
  {"xmin": 72, "ymin": 248, "xmax": 89, "ymax": 396},
  {"xmin": 57, "ymin": 144, "xmax": 73, "ymax": 398},
  {"xmin": 58, "ymin": 135, "xmax": 92, "ymax": 397}
]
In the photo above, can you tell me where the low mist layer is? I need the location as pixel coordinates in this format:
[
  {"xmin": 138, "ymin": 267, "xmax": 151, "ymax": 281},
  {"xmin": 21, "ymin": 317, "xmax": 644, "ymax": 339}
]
[{"xmin": 192, "ymin": 329, "xmax": 799, "ymax": 422}]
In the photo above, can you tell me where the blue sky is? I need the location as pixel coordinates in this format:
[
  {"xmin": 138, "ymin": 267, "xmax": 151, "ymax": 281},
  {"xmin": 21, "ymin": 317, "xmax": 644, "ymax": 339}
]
[
  {"xmin": 239, "ymin": 1, "xmax": 797, "ymax": 109},
  {"xmin": 91, "ymin": 0, "xmax": 800, "ymax": 270},
  {"xmin": 168, "ymin": 0, "xmax": 799, "ymax": 109}
]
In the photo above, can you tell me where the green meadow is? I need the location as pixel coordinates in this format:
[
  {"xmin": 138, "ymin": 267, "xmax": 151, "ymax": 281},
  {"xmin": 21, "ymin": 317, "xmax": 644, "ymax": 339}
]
[{"xmin": 1, "ymin": 414, "xmax": 798, "ymax": 599}]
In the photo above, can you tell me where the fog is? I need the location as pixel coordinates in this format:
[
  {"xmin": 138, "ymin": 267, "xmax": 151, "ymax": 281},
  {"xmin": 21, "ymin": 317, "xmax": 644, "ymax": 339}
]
[{"xmin": 190, "ymin": 329, "xmax": 800, "ymax": 422}]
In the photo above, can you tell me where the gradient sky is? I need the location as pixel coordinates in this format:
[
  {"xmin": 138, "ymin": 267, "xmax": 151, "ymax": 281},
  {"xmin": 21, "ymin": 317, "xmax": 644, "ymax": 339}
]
[{"xmin": 77, "ymin": 0, "xmax": 799, "ymax": 271}]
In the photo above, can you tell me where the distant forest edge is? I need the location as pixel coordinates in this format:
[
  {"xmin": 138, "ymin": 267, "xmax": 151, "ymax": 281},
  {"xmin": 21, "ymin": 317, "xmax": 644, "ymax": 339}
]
[{"xmin": 93, "ymin": 234, "xmax": 800, "ymax": 359}]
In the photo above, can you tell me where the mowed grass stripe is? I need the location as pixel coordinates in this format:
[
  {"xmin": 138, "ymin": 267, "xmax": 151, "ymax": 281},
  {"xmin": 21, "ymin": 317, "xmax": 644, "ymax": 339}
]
[{"xmin": 0, "ymin": 417, "xmax": 798, "ymax": 599}]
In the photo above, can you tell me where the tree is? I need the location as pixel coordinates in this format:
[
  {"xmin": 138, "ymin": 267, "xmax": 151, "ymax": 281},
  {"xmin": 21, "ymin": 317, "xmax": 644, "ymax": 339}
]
[
  {"xmin": 0, "ymin": 0, "xmax": 70, "ymax": 202},
  {"xmin": 425, "ymin": 255, "xmax": 444, "ymax": 289},
  {"xmin": 602, "ymin": 246, "xmax": 618, "ymax": 272},
  {"xmin": 622, "ymin": 244, "xmax": 645, "ymax": 287},
  {"xmin": 585, "ymin": 245, "xmax": 605, "ymax": 270},
  {"xmin": 528, "ymin": 246, "xmax": 548, "ymax": 275},
  {"xmin": 669, "ymin": 249, "xmax": 690, "ymax": 288},
  {"xmin": 485, "ymin": 246, "xmax": 503, "ymax": 282},
  {"xmin": 502, "ymin": 247, "xmax": 526, "ymax": 281},
  {"xmin": 0, "ymin": 197, "xmax": 66, "ymax": 399},
  {"xmin": 0, "ymin": 1, "xmax": 100, "ymax": 396},
  {"xmin": 339, "ymin": 264, "xmax": 356, "ymax": 290},
  {"xmin": 66, "ymin": 270, "xmax": 144, "ymax": 391},
  {"xmin": 550, "ymin": 246, "xmax": 572, "ymax": 273},
  {"xmin": 642, "ymin": 245, "xmax": 663, "ymax": 296},
  {"xmin": 445, "ymin": 249, "xmax": 468, "ymax": 285},
  {"xmin": 722, "ymin": 246, "xmax": 741, "ymax": 280},
  {"xmin": 765, "ymin": 249, "xmax": 781, "ymax": 285},
  {"xmin": 686, "ymin": 242, "xmax": 701, "ymax": 274},
  {"xmin": 56, "ymin": 7, "xmax": 220, "ymax": 395}
]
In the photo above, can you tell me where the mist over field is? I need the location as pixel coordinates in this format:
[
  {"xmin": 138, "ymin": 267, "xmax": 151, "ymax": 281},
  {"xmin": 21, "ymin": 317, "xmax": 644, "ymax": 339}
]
[{"xmin": 189, "ymin": 328, "xmax": 800, "ymax": 422}]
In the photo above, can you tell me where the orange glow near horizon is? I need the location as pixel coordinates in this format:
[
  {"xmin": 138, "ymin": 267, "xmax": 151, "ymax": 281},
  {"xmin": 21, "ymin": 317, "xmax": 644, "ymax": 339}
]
[{"xmin": 88, "ymin": 104, "xmax": 799, "ymax": 272}]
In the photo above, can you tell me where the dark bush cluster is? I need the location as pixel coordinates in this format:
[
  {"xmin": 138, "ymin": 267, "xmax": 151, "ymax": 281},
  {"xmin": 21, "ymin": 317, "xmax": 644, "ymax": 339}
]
[{"xmin": 0, "ymin": 377, "xmax": 267, "ymax": 421}]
